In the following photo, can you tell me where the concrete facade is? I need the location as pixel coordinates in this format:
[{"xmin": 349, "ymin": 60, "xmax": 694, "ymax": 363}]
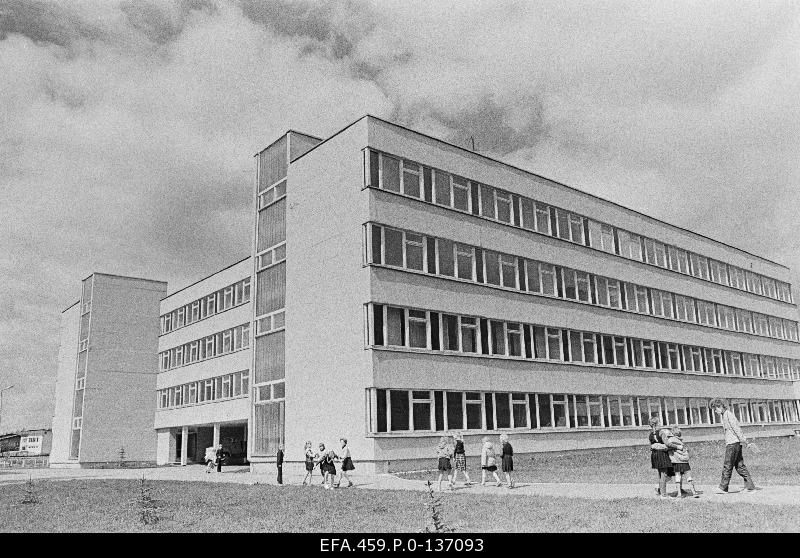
[
  {"xmin": 50, "ymin": 274, "xmax": 166, "ymax": 467},
  {"xmin": 155, "ymin": 257, "xmax": 252, "ymax": 465},
  {"xmin": 248, "ymin": 116, "xmax": 800, "ymax": 474}
]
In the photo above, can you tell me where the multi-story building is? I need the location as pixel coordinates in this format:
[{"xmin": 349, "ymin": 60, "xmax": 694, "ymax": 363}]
[
  {"xmin": 50, "ymin": 273, "xmax": 166, "ymax": 467},
  {"xmin": 51, "ymin": 115, "xmax": 800, "ymax": 474},
  {"xmin": 247, "ymin": 115, "xmax": 800, "ymax": 474},
  {"xmin": 154, "ymin": 258, "xmax": 252, "ymax": 465}
]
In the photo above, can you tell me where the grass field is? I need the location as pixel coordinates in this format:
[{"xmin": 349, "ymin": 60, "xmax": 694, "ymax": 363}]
[
  {"xmin": 1, "ymin": 478, "xmax": 799, "ymax": 533},
  {"xmin": 397, "ymin": 436, "xmax": 800, "ymax": 486}
]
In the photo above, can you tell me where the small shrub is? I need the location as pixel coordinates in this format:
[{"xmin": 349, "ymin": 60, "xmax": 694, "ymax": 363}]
[
  {"xmin": 422, "ymin": 480, "xmax": 453, "ymax": 533},
  {"xmin": 137, "ymin": 476, "xmax": 160, "ymax": 525},
  {"xmin": 20, "ymin": 476, "xmax": 38, "ymax": 505},
  {"xmin": 118, "ymin": 446, "xmax": 127, "ymax": 468}
]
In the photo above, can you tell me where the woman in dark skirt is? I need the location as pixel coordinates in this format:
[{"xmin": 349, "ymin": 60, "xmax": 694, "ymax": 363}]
[
  {"xmin": 435, "ymin": 436, "xmax": 454, "ymax": 492},
  {"xmin": 499, "ymin": 433, "xmax": 515, "ymax": 488},
  {"xmin": 649, "ymin": 416, "xmax": 674, "ymax": 499}
]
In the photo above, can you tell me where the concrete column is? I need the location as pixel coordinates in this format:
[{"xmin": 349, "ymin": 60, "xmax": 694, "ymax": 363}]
[
  {"xmin": 213, "ymin": 423, "xmax": 220, "ymax": 448},
  {"xmin": 180, "ymin": 426, "xmax": 188, "ymax": 466}
]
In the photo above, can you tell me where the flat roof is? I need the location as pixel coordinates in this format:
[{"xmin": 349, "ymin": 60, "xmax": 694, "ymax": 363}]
[
  {"xmin": 161, "ymin": 255, "xmax": 251, "ymax": 302},
  {"xmin": 291, "ymin": 114, "xmax": 788, "ymax": 271},
  {"xmin": 253, "ymin": 130, "xmax": 324, "ymax": 158},
  {"xmin": 81, "ymin": 271, "xmax": 168, "ymax": 285}
]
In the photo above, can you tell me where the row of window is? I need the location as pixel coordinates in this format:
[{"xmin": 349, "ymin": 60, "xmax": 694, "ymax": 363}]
[
  {"xmin": 369, "ymin": 388, "xmax": 800, "ymax": 433},
  {"xmin": 159, "ymin": 323, "xmax": 250, "ymax": 372},
  {"xmin": 366, "ymin": 223, "xmax": 800, "ymax": 342},
  {"xmin": 160, "ymin": 277, "xmax": 251, "ymax": 335},
  {"xmin": 366, "ymin": 304, "xmax": 800, "ymax": 381},
  {"xmin": 365, "ymin": 149, "xmax": 793, "ymax": 304},
  {"xmin": 157, "ymin": 370, "xmax": 250, "ymax": 410}
]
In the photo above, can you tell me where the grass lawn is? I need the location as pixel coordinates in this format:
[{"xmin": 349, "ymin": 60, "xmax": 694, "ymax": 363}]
[
  {"xmin": 397, "ymin": 436, "xmax": 800, "ymax": 486},
  {"xmin": 1, "ymin": 478, "xmax": 799, "ymax": 532}
]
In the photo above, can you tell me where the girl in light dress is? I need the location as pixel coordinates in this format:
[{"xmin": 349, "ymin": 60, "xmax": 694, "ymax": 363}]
[{"xmin": 480, "ymin": 437, "xmax": 503, "ymax": 487}]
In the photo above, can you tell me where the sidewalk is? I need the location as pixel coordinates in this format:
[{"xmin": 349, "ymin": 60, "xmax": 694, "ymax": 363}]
[{"xmin": 1, "ymin": 465, "xmax": 799, "ymax": 506}]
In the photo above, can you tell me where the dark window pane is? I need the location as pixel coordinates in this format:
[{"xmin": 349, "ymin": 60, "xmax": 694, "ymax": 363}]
[
  {"xmin": 495, "ymin": 393, "xmax": 511, "ymax": 429},
  {"xmin": 384, "ymin": 228, "xmax": 403, "ymax": 266},
  {"xmin": 447, "ymin": 392, "xmax": 463, "ymax": 430},
  {"xmin": 383, "ymin": 156, "xmax": 401, "ymax": 192},
  {"xmin": 371, "ymin": 225, "xmax": 382, "ymax": 264},
  {"xmin": 434, "ymin": 391, "xmax": 444, "ymax": 431},
  {"xmin": 390, "ymin": 390, "xmax": 409, "ymax": 431},
  {"xmin": 484, "ymin": 393, "xmax": 494, "ymax": 430},
  {"xmin": 376, "ymin": 389, "xmax": 387, "ymax": 432}
]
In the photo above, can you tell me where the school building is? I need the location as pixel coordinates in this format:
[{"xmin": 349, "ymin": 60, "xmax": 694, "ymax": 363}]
[{"xmin": 54, "ymin": 115, "xmax": 800, "ymax": 472}]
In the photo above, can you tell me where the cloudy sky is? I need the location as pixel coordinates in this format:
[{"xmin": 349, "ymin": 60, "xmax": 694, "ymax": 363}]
[{"xmin": 1, "ymin": 0, "xmax": 798, "ymax": 432}]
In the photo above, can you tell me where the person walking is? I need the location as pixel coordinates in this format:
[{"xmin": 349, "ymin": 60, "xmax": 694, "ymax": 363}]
[
  {"xmin": 435, "ymin": 436, "xmax": 454, "ymax": 492},
  {"xmin": 276, "ymin": 445, "xmax": 284, "ymax": 485},
  {"xmin": 499, "ymin": 433, "xmax": 514, "ymax": 488},
  {"xmin": 649, "ymin": 416, "xmax": 674, "ymax": 499},
  {"xmin": 710, "ymin": 398, "xmax": 757, "ymax": 494},
  {"xmin": 480, "ymin": 437, "xmax": 502, "ymax": 487},
  {"xmin": 302, "ymin": 441, "xmax": 317, "ymax": 486},
  {"xmin": 451, "ymin": 432, "xmax": 473, "ymax": 486},
  {"xmin": 215, "ymin": 444, "xmax": 227, "ymax": 473},
  {"xmin": 335, "ymin": 437, "xmax": 355, "ymax": 488}
]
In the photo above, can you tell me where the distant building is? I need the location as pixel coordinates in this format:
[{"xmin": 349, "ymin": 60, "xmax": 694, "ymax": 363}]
[
  {"xmin": 0, "ymin": 429, "xmax": 51, "ymax": 456},
  {"xmin": 50, "ymin": 273, "xmax": 166, "ymax": 467}
]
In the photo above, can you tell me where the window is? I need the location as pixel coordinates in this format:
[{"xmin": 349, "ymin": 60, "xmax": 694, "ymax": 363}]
[
  {"xmin": 595, "ymin": 277, "xmax": 622, "ymax": 309},
  {"xmin": 452, "ymin": 177, "xmax": 470, "ymax": 211},
  {"xmin": 729, "ymin": 266, "xmax": 746, "ymax": 290},
  {"xmin": 383, "ymin": 227, "xmax": 403, "ymax": 267},
  {"xmin": 460, "ymin": 317, "xmax": 479, "ymax": 353},
  {"xmin": 411, "ymin": 390, "xmax": 432, "ymax": 430},
  {"xmin": 724, "ymin": 351, "xmax": 743, "ymax": 376},
  {"xmin": 480, "ymin": 185, "xmax": 496, "ymax": 219},
  {"xmin": 437, "ymin": 239, "xmax": 455, "ymax": 277},
  {"xmin": 588, "ymin": 220, "xmax": 615, "ymax": 253},
  {"xmin": 696, "ymin": 301, "xmax": 717, "ymax": 327},
  {"xmin": 709, "ymin": 260, "xmax": 729, "ymax": 285},
  {"xmin": 507, "ymin": 323, "xmax": 522, "ymax": 357},
  {"xmin": 563, "ymin": 269, "xmax": 590, "ymax": 302},
  {"xmin": 404, "ymin": 232, "xmax": 424, "ymax": 271},
  {"xmin": 402, "ymin": 160, "xmax": 421, "ymax": 198},
  {"xmin": 568, "ymin": 214, "xmax": 585, "ymax": 245},
  {"xmin": 618, "ymin": 230, "xmax": 643, "ymax": 261},
  {"xmin": 682, "ymin": 346, "xmax": 703, "ymax": 372},
  {"xmin": 625, "ymin": 284, "xmax": 649, "ymax": 314},
  {"xmin": 689, "ymin": 253, "xmax": 709, "ymax": 280},
  {"xmin": 465, "ymin": 392, "xmax": 483, "ymax": 429},
  {"xmin": 389, "ymin": 390, "xmax": 409, "ymax": 431},
  {"xmin": 644, "ymin": 238, "xmax": 667, "ymax": 268},
  {"xmin": 668, "ymin": 246, "xmax": 690, "ymax": 274},
  {"xmin": 407, "ymin": 310, "xmax": 428, "ymax": 349},
  {"xmin": 511, "ymin": 393, "xmax": 528, "ymax": 428},
  {"xmin": 746, "ymin": 271, "xmax": 763, "ymax": 295},
  {"xmin": 496, "ymin": 190, "xmax": 513, "ymax": 223},
  {"xmin": 717, "ymin": 305, "xmax": 737, "ymax": 330},
  {"xmin": 769, "ymin": 317, "xmax": 785, "ymax": 340},
  {"xmin": 753, "ymin": 313, "xmax": 769, "ymax": 337},
  {"xmin": 736, "ymin": 309, "xmax": 754, "ymax": 333},
  {"xmin": 455, "ymin": 244, "xmax": 475, "ymax": 280},
  {"xmin": 658, "ymin": 342, "xmax": 680, "ymax": 370},
  {"xmin": 785, "ymin": 320, "xmax": 799, "ymax": 342}
]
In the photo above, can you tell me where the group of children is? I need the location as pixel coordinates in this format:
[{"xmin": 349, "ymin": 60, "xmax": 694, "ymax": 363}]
[
  {"xmin": 435, "ymin": 432, "xmax": 515, "ymax": 491},
  {"xmin": 302, "ymin": 438, "xmax": 355, "ymax": 489},
  {"xmin": 649, "ymin": 417, "xmax": 701, "ymax": 498}
]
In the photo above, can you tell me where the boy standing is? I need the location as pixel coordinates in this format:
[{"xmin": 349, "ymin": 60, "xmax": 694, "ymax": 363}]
[{"xmin": 709, "ymin": 398, "xmax": 757, "ymax": 494}]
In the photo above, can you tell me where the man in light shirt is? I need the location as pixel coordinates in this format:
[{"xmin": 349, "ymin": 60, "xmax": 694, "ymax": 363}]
[{"xmin": 709, "ymin": 398, "xmax": 757, "ymax": 494}]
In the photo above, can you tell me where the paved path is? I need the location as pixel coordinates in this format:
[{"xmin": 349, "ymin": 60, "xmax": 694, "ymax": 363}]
[{"xmin": 1, "ymin": 466, "xmax": 799, "ymax": 506}]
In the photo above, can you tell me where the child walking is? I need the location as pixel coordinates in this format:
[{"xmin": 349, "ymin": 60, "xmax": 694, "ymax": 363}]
[
  {"xmin": 435, "ymin": 436, "xmax": 454, "ymax": 492},
  {"xmin": 302, "ymin": 441, "xmax": 317, "ymax": 486},
  {"xmin": 664, "ymin": 427, "xmax": 700, "ymax": 498},
  {"xmin": 335, "ymin": 437, "xmax": 355, "ymax": 488},
  {"xmin": 317, "ymin": 443, "xmax": 336, "ymax": 489},
  {"xmin": 480, "ymin": 437, "xmax": 502, "ymax": 487},
  {"xmin": 451, "ymin": 432, "xmax": 473, "ymax": 486},
  {"xmin": 499, "ymin": 433, "xmax": 515, "ymax": 488}
]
